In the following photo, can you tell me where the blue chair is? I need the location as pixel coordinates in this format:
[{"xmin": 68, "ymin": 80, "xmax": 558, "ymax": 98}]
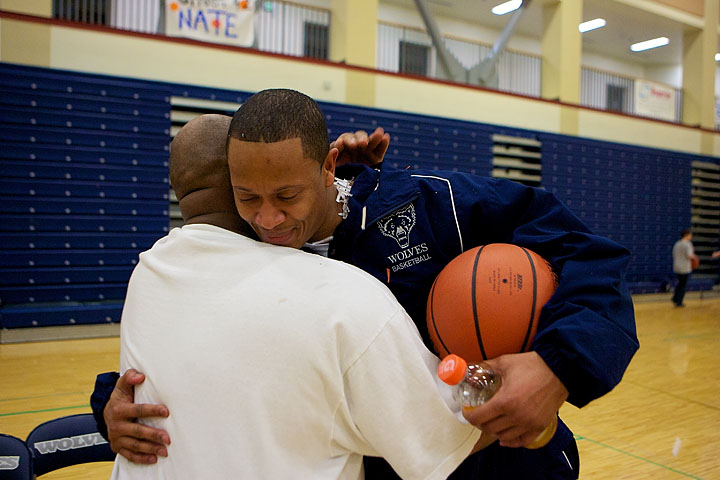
[
  {"xmin": 25, "ymin": 413, "xmax": 115, "ymax": 476},
  {"xmin": 0, "ymin": 433, "xmax": 33, "ymax": 479}
]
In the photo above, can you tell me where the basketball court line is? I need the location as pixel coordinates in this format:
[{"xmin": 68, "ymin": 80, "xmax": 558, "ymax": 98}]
[
  {"xmin": 575, "ymin": 435, "xmax": 704, "ymax": 479},
  {"xmin": 624, "ymin": 380, "xmax": 720, "ymax": 412},
  {"xmin": 663, "ymin": 332, "xmax": 717, "ymax": 342},
  {"xmin": 0, "ymin": 391, "xmax": 89, "ymax": 403},
  {"xmin": 0, "ymin": 404, "xmax": 89, "ymax": 417}
]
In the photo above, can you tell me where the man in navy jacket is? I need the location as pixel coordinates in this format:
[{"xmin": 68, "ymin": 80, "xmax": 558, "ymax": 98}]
[{"xmin": 326, "ymin": 161, "xmax": 636, "ymax": 478}]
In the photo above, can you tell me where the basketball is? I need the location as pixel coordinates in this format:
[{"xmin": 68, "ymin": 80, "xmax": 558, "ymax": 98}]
[
  {"xmin": 691, "ymin": 256, "xmax": 700, "ymax": 270},
  {"xmin": 426, "ymin": 243, "xmax": 557, "ymax": 361}
]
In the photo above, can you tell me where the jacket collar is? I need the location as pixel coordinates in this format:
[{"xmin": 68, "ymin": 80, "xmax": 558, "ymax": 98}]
[{"xmin": 337, "ymin": 164, "xmax": 421, "ymax": 228}]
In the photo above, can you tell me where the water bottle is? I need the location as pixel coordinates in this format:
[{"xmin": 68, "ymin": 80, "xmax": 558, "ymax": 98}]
[{"xmin": 437, "ymin": 354, "xmax": 557, "ymax": 449}]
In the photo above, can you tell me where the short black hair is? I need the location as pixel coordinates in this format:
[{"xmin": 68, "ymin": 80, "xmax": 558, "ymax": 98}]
[
  {"xmin": 681, "ymin": 228, "xmax": 692, "ymax": 237},
  {"xmin": 227, "ymin": 89, "xmax": 329, "ymax": 164}
]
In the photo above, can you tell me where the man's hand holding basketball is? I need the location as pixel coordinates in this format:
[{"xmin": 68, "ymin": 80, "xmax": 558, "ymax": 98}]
[
  {"xmin": 331, "ymin": 127, "xmax": 390, "ymax": 166},
  {"xmin": 105, "ymin": 369, "xmax": 171, "ymax": 464},
  {"xmin": 461, "ymin": 351, "xmax": 568, "ymax": 448}
]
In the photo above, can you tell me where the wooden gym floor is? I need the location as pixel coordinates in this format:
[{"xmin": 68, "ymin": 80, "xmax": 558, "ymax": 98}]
[{"xmin": 1, "ymin": 295, "xmax": 719, "ymax": 479}]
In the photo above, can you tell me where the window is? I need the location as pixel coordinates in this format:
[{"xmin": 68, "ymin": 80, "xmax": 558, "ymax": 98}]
[
  {"xmin": 399, "ymin": 41, "xmax": 429, "ymax": 76},
  {"xmin": 53, "ymin": 0, "xmax": 108, "ymax": 25},
  {"xmin": 304, "ymin": 22, "xmax": 329, "ymax": 60},
  {"xmin": 606, "ymin": 85, "xmax": 626, "ymax": 113}
]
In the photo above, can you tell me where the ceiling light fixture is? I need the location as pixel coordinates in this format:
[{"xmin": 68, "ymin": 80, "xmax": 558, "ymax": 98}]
[
  {"xmin": 630, "ymin": 37, "xmax": 669, "ymax": 52},
  {"xmin": 491, "ymin": 0, "xmax": 522, "ymax": 16},
  {"xmin": 579, "ymin": 18, "xmax": 606, "ymax": 33},
  {"xmin": 715, "ymin": 53, "xmax": 720, "ymax": 61}
]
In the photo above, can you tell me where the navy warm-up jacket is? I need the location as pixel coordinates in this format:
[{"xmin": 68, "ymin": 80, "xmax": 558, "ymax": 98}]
[{"xmin": 330, "ymin": 164, "xmax": 638, "ymax": 408}]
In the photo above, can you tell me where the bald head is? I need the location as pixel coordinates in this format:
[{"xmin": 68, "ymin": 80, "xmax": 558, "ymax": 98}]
[
  {"xmin": 170, "ymin": 114, "xmax": 231, "ymax": 199},
  {"xmin": 169, "ymin": 114, "xmax": 252, "ymax": 235}
]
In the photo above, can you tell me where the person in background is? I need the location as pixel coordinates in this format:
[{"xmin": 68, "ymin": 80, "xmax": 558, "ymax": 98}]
[{"xmin": 671, "ymin": 228, "xmax": 698, "ymax": 307}]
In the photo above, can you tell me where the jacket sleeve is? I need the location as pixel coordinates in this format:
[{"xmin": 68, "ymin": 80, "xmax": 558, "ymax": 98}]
[
  {"xmin": 454, "ymin": 174, "xmax": 638, "ymax": 407},
  {"xmin": 90, "ymin": 371, "xmax": 120, "ymax": 440}
]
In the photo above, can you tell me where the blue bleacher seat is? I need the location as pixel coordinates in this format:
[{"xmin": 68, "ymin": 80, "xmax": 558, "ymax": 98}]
[
  {"xmin": 0, "ymin": 125, "xmax": 169, "ymax": 151},
  {"xmin": 0, "ymin": 88, "xmax": 171, "ymax": 118},
  {"xmin": 0, "ymin": 302, "xmax": 123, "ymax": 328},
  {"xmin": 0, "ymin": 178, "xmax": 169, "ymax": 200},
  {"xmin": 0, "ymin": 105, "xmax": 170, "ymax": 135},
  {"xmin": 0, "ymin": 143, "xmax": 167, "ymax": 167},
  {"xmin": 0, "ymin": 266, "xmax": 134, "ymax": 286},
  {"xmin": 1, "ymin": 62, "xmax": 171, "ymax": 329},
  {"xmin": 0, "ymin": 162, "xmax": 168, "ymax": 184},
  {"xmin": 0, "ymin": 232, "xmax": 160, "ymax": 250},
  {"xmin": 1, "ymin": 250, "xmax": 141, "ymax": 268},
  {"xmin": 0, "ymin": 433, "xmax": 33, "ymax": 479},
  {"xmin": 0, "ymin": 197, "xmax": 168, "ymax": 217},
  {"xmin": 0, "ymin": 62, "xmax": 170, "ymax": 100},
  {"xmin": 2, "ymin": 215, "xmax": 169, "ymax": 233},
  {"xmin": 0, "ymin": 284, "xmax": 129, "ymax": 304},
  {"xmin": 25, "ymin": 413, "xmax": 116, "ymax": 476}
]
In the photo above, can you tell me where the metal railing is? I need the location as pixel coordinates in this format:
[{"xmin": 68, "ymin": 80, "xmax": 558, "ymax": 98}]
[
  {"xmin": 50, "ymin": 0, "xmax": 687, "ymax": 125},
  {"xmin": 256, "ymin": 1, "xmax": 329, "ymax": 58},
  {"xmin": 580, "ymin": 67, "xmax": 683, "ymax": 123},
  {"xmin": 378, "ymin": 22, "xmax": 541, "ymax": 98},
  {"xmin": 53, "ymin": 0, "xmax": 330, "ymax": 58},
  {"xmin": 53, "ymin": 0, "xmax": 160, "ymax": 34},
  {"xmin": 52, "ymin": 0, "xmax": 110, "ymax": 24}
]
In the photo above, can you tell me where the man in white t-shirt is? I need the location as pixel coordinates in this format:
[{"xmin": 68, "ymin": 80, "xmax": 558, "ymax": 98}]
[
  {"xmin": 671, "ymin": 228, "xmax": 697, "ymax": 307},
  {"xmin": 110, "ymin": 115, "xmax": 488, "ymax": 479}
]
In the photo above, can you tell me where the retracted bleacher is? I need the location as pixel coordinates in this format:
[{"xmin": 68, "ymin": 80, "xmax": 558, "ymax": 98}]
[
  {"xmin": 0, "ymin": 63, "xmax": 171, "ymax": 331},
  {"xmin": 540, "ymin": 134, "xmax": 699, "ymax": 292},
  {"xmin": 322, "ymin": 103, "xmax": 496, "ymax": 176},
  {"xmin": 1, "ymin": 63, "xmax": 718, "ymax": 335}
]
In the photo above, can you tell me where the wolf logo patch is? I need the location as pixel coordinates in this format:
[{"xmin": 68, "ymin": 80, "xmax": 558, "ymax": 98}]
[{"xmin": 378, "ymin": 203, "xmax": 416, "ymax": 248}]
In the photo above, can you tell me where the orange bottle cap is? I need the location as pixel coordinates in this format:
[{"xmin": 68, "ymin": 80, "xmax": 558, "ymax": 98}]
[{"xmin": 438, "ymin": 354, "xmax": 468, "ymax": 385}]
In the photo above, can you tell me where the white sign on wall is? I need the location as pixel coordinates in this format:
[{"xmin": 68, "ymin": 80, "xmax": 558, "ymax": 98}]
[
  {"xmin": 165, "ymin": 0, "xmax": 255, "ymax": 47},
  {"xmin": 634, "ymin": 79, "xmax": 676, "ymax": 122}
]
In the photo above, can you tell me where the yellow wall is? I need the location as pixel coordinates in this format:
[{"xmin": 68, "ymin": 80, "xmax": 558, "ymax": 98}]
[
  {"xmin": 577, "ymin": 109, "xmax": 706, "ymax": 152},
  {"xmin": 652, "ymin": 0, "xmax": 704, "ymax": 17},
  {"xmin": 1, "ymin": 14, "xmax": 719, "ymax": 157},
  {"xmin": 0, "ymin": 0, "xmax": 50, "ymax": 17},
  {"xmin": 45, "ymin": 25, "xmax": 348, "ymax": 102},
  {"xmin": 1, "ymin": 17, "xmax": 50, "ymax": 65},
  {"xmin": 375, "ymin": 75, "xmax": 564, "ymax": 133}
]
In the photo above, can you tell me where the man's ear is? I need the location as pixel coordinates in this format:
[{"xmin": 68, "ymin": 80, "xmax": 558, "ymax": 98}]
[{"xmin": 323, "ymin": 148, "xmax": 339, "ymax": 187}]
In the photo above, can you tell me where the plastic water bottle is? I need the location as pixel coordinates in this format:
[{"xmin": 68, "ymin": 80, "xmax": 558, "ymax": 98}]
[{"xmin": 437, "ymin": 354, "xmax": 557, "ymax": 449}]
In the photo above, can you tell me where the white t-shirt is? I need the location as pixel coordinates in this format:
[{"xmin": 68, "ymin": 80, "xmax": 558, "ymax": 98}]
[
  {"xmin": 111, "ymin": 224, "xmax": 479, "ymax": 480},
  {"xmin": 672, "ymin": 239, "xmax": 694, "ymax": 274}
]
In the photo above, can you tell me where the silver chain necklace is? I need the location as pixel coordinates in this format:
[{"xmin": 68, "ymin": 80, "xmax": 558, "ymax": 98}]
[{"xmin": 334, "ymin": 177, "xmax": 353, "ymax": 220}]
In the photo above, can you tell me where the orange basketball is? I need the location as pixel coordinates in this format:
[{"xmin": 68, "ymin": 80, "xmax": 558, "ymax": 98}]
[{"xmin": 426, "ymin": 243, "xmax": 557, "ymax": 362}]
